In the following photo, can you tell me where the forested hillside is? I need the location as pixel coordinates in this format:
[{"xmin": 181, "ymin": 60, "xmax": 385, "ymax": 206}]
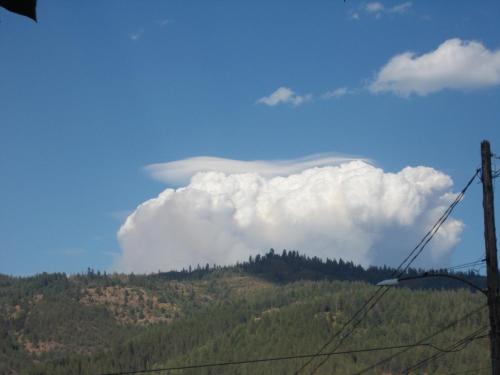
[{"xmin": 0, "ymin": 251, "xmax": 489, "ymax": 374}]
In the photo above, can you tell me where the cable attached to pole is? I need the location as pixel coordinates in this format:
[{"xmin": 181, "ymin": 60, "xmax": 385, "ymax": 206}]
[
  {"xmin": 96, "ymin": 332, "xmax": 487, "ymax": 375},
  {"xmin": 297, "ymin": 169, "xmax": 481, "ymax": 375}
]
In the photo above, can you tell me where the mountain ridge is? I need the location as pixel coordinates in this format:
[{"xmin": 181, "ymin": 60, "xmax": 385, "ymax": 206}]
[{"xmin": 0, "ymin": 250, "xmax": 488, "ymax": 374}]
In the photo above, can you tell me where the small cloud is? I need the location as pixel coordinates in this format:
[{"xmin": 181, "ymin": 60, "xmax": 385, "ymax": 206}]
[
  {"xmin": 158, "ymin": 19, "xmax": 172, "ymax": 27},
  {"xmin": 352, "ymin": 2, "xmax": 412, "ymax": 19},
  {"xmin": 257, "ymin": 87, "xmax": 312, "ymax": 107},
  {"xmin": 350, "ymin": 12, "xmax": 360, "ymax": 21},
  {"xmin": 389, "ymin": 1, "xmax": 412, "ymax": 14},
  {"xmin": 322, "ymin": 87, "xmax": 349, "ymax": 99},
  {"xmin": 370, "ymin": 38, "xmax": 500, "ymax": 96},
  {"xmin": 129, "ymin": 29, "xmax": 144, "ymax": 41},
  {"xmin": 365, "ymin": 2, "xmax": 384, "ymax": 13}
]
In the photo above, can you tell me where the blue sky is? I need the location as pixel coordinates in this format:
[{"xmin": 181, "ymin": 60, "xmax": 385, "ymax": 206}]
[{"xmin": 1, "ymin": 1, "xmax": 499, "ymax": 275}]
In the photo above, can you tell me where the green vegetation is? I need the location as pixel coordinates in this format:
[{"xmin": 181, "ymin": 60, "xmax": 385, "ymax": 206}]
[{"xmin": 0, "ymin": 251, "xmax": 489, "ymax": 374}]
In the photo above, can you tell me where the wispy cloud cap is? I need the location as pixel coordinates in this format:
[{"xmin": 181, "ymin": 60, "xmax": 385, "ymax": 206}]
[{"xmin": 146, "ymin": 154, "xmax": 366, "ymax": 185}]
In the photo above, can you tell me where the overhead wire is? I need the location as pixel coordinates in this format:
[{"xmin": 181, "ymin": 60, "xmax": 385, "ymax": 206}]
[
  {"xmin": 350, "ymin": 304, "xmax": 487, "ymax": 375},
  {"xmin": 474, "ymin": 263, "xmax": 487, "ymax": 274},
  {"xmin": 96, "ymin": 335, "xmax": 487, "ymax": 375},
  {"xmin": 493, "ymin": 153, "xmax": 499, "ymax": 179},
  {"xmin": 445, "ymin": 258, "xmax": 485, "ymax": 272},
  {"xmin": 302, "ymin": 168, "xmax": 481, "ymax": 374},
  {"xmin": 296, "ymin": 168, "xmax": 481, "ymax": 375},
  {"xmin": 400, "ymin": 326, "xmax": 490, "ymax": 374},
  {"xmin": 443, "ymin": 366, "xmax": 491, "ymax": 374},
  {"xmin": 305, "ymin": 288, "xmax": 391, "ymax": 375},
  {"xmin": 292, "ymin": 286, "xmax": 388, "ymax": 374},
  {"xmin": 96, "ymin": 169, "xmax": 482, "ymax": 375},
  {"xmin": 304, "ymin": 257, "xmax": 485, "ymax": 374},
  {"xmin": 397, "ymin": 168, "xmax": 480, "ymax": 275}
]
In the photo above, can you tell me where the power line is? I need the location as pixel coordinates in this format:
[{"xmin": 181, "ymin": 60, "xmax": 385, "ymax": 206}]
[
  {"xmin": 301, "ymin": 169, "xmax": 480, "ymax": 375},
  {"xmin": 400, "ymin": 326, "xmax": 489, "ymax": 374},
  {"xmin": 401, "ymin": 331, "xmax": 488, "ymax": 375},
  {"xmin": 351, "ymin": 304, "xmax": 488, "ymax": 375},
  {"xmin": 405, "ymin": 328, "xmax": 489, "ymax": 373},
  {"xmin": 444, "ymin": 367, "xmax": 491, "ymax": 375},
  {"xmin": 98, "ymin": 169, "xmax": 482, "ymax": 375},
  {"xmin": 96, "ymin": 337, "xmax": 487, "ymax": 375},
  {"xmin": 396, "ymin": 168, "xmax": 480, "ymax": 275},
  {"xmin": 296, "ymin": 169, "xmax": 481, "ymax": 375},
  {"xmin": 306, "ymin": 288, "xmax": 391, "ymax": 375},
  {"xmin": 292, "ymin": 286, "xmax": 388, "ymax": 374},
  {"xmin": 445, "ymin": 258, "xmax": 485, "ymax": 272}
]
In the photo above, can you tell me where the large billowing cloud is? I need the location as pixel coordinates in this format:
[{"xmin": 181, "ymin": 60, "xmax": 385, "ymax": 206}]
[
  {"xmin": 115, "ymin": 156, "xmax": 463, "ymax": 274},
  {"xmin": 370, "ymin": 38, "xmax": 500, "ymax": 96}
]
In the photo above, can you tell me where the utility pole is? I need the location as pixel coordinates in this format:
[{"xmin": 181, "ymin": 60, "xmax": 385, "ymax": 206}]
[{"xmin": 481, "ymin": 140, "xmax": 500, "ymax": 375}]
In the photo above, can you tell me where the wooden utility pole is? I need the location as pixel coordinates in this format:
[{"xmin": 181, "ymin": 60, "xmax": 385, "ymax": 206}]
[{"xmin": 481, "ymin": 140, "xmax": 500, "ymax": 375}]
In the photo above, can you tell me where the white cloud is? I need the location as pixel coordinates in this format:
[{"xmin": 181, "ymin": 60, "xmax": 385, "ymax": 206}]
[
  {"xmin": 115, "ymin": 157, "xmax": 463, "ymax": 274},
  {"xmin": 365, "ymin": 2, "xmax": 384, "ymax": 13},
  {"xmin": 353, "ymin": 2, "xmax": 412, "ymax": 19},
  {"xmin": 158, "ymin": 19, "xmax": 172, "ymax": 27},
  {"xmin": 145, "ymin": 154, "xmax": 365, "ymax": 185},
  {"xmin": 350, "ymin": 12, "xmax": 360, "ymax": 21},
  {"xmin": 389, "ymin": 1, "xmax": 412, "ymax": 14},
  {"xmin": 370, "ymin": 38, "xmax": 500, "ymax": 96},
  {"xmin": 322, "ymin": 87, "xmax": 349, "ymax": 99},
  {"xmin": 257, "ymin": 87, "xmax": 312, "ymax": 107},
  {"xmin": 129, "ymin": 29, "xmax": 144, "ymax": 41}
]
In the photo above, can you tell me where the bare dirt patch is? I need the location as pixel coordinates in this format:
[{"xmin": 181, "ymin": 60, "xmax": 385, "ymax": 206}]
[{"xmin": 80, "ymin": 286, "xmax": 180, "ymax": 325}]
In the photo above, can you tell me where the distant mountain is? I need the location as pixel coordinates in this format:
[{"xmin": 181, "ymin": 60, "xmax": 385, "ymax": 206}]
[{"xmin": 0, "ymin": 250, "xmax": 488, "ymax": 374}]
